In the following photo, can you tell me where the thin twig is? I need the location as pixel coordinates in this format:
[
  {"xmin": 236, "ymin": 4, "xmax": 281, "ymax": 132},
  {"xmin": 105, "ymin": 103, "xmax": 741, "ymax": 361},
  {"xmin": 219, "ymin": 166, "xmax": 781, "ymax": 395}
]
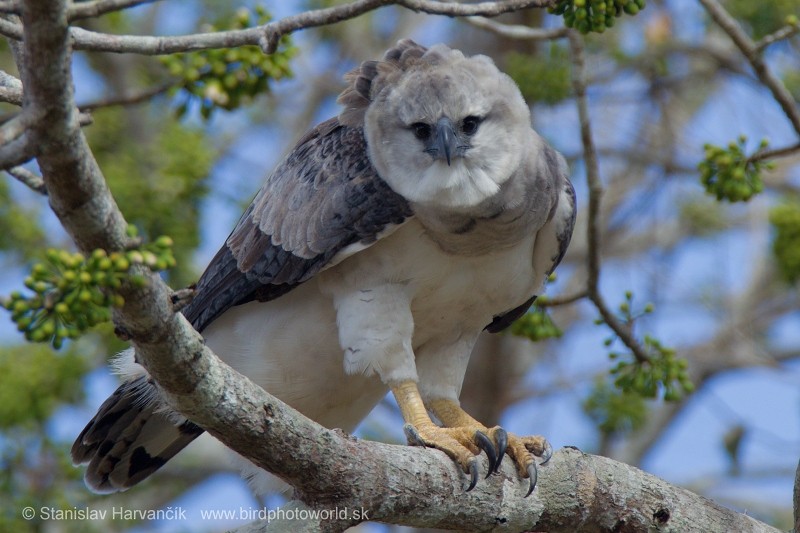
[
  {"xmin": 0, "ymin": 14, "xmax": 21, "ymax": 39},
  {"xmin": 538, "ymin": 290, "xmax": 588, "ymax": 307},
  {"xmin": 465, "ymin": 15, "xmax": 569, "ymax": 41},
  {"xmin": 698, "ymin": 0, "xmax": 800, "ymax": 137},
  {"xmin": 0, "ymin": 0, "xmax": 554, "ymax": 55},
  {"xmin": 748, "ymin": 141, "xmax": 800, "ymax": 163},
  {"xmin": 755, "ymin": 23, "xmax": 800, "ymax": 53},
  {"xmin": 0, "ymin": 86, "xmax": 21, "ymax": 105},
  {"xmin": 568, "ymin": 30, "xmax": 651, "ymax": 364},
  {"xmin": 69, "ymin": 0, "xmax": 160, "ymax": 21},
  {"xmin": 0, "ymin": 132, "xmax": 35, "ymax": 169},
  {"xmin": 0, "ymin": 112, "xmax": 29, "ymax": 143},
  {"xmin": 78, "ymin": 82, "xmax": 171, "ymax": 112},
  {"xmin": 0, "ymin": 69, "xmax": 22, "ymax": 105},
  {"xmin": 6, "ymin": 165, "xmax": 46, "ymax": 195}
]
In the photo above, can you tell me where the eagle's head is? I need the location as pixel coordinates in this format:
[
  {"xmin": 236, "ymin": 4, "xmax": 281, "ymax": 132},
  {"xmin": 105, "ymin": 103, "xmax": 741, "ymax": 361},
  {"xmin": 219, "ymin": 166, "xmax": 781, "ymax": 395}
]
[{"xmin": 362, "ymin": 43, "xmax": 532, "ymax": 211}]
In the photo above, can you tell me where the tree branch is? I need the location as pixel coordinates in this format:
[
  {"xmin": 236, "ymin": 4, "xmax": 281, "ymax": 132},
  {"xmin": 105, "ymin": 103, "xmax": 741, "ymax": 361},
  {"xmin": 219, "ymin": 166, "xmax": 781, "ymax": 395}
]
[
  {"xmin": 465, "ymin": 14, "xmax": 569, "ymax": 40},
  {"xmin": 698, "ymin": 0, "xmax": 800, "ymax": 137},
  {"xmin": 18, "ymin": 0, "xmax": 128, "ymax": 252},
  {"xmin": 0, "ymin": 130, "xmax": 34, "ymax": 169},
  {"xmin": 0, "ymin": 69, "xmax": 22, "ymax": 105},
  {"xmin": 77, "ymin": 82, "xmax": 171, "ymax": 112},
  {"xmin": 68, "ymin": 0, "xmax": 160, "ymax": 21},
  {"xmin": 5, "ymin": 165, "xmax": 46, "ymax": 194},
  {"xmin": 755, "ymin": 23, "xmax": 800, "ymax": 52},
  {"xmin": 749, "ymin": 141, "xmax": 800, "ymax": 163},
  {"xmin": 567, "ymin": 30, "xmax": 652, "ymax": 364},
  {"xmin": 0, "ymin": 0, "xmax": 554, "ymax": 56}
]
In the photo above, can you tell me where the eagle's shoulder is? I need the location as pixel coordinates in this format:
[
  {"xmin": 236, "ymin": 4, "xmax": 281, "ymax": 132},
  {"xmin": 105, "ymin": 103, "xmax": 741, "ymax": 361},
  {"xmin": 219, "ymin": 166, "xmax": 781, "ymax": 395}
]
[{"xmin": 182, "ymin": 118, "xmax": 412, "ymax": 332}]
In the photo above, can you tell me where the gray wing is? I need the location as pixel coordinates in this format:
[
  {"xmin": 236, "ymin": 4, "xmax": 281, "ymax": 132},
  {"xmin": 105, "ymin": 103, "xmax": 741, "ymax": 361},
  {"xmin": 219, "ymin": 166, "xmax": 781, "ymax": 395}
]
[
  {"xmin": 485, "ymin": 148, "xmax": 576, "ymax": 333},
  {"xmin": 183, "ymin": 118, "xmax": 412, "ymax": 332}
]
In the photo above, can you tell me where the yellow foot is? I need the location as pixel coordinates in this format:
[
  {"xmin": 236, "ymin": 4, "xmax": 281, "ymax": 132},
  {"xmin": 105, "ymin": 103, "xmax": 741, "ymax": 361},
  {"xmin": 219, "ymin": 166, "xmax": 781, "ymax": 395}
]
[
  {"xmin": 504, "ymin": 433, "xmax": 552, "ymax": 496},
  {"xmin": 390, "ymin": 381, "xmax": 551, "ymax": 495},
  {"xmin": 429, "ymin": 397, "xmax": 552, "ymax": 496},
  {"xmin": 402, "ymin": 421, "xmax": 509, "ymax": 491}
]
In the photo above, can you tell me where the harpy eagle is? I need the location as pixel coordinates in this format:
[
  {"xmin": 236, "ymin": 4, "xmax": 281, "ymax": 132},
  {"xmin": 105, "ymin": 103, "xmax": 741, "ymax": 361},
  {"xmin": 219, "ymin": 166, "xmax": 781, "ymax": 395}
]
[{"xmin": 72, "ymin": 39, "xmax": 576, "ymax": 496}]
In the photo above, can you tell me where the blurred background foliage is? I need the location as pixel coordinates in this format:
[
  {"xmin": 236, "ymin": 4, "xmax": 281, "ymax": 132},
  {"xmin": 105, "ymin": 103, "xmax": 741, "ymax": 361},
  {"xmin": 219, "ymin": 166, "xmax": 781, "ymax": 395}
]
[{"xmin": 0, "ymin": 0, "xmax": 798, "ymax": 531}]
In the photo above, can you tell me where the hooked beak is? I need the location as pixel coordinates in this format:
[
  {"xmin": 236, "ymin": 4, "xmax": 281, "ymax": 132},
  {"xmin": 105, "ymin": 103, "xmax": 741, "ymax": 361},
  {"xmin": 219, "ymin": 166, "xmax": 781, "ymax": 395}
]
[{"xmin": 434, "ymin": 117, "xmax": 457, "ymax": 166}]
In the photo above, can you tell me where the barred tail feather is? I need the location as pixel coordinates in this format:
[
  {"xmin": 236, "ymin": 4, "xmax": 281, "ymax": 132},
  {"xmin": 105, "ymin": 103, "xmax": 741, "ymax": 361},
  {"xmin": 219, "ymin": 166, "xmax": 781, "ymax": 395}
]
[{"xmin": 71, "ymin": 376, "xmax": 204, "ymax": 493}]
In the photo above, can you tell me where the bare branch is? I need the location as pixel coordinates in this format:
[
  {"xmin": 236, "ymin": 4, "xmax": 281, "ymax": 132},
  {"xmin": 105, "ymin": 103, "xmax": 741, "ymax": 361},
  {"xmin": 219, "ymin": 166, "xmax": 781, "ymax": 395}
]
[
  {"xmin": 568, "ymin": 30, "xmax": 651, "ymax": 364},
  {"xmin": 0, "ymin": 130, "xmax": 35, "ymax": 169},
  {"xmin": 19, "ymin": 0, "xmax": 129, "ymax": 251},
  {"xmin": 78, "ymin": 82, "xmax": 171, "ymax": 112},
  {"xmin": 0, "ymin": 112, "xmax": 29, "ymax": 143},
  {"xmin": 538, "ymin": 289, "xmax": 587, "ymax": 307},
  {"xmin": 749, "ymin": 141, "xmax": 800, "ymax": 163},
  {"xmin": 0, "ymin": 1, "xmax": 17, "ymax": 15},
  {"xmin": 0, "ymin": 14, "xmax": 21, "ymax": 39},
  {"xmin": 755, "ymin": 23, "xmax": 800, "ymax": 52},
  {"xmin": 698, "ymin": 0, "xmax": 800, "ymax": 137},
  {"xmin": 6, "ymin": 165, "xmax": 46, "ymax": 194},
  {"xmin": 465, "ymin": 15, "xmax": 569, "ymax": 40},
  {"xmin": 68, "ymin": 0, "xmax": 160, "ymax": 21},
  {"xmin": 0, "ymin": 0, "xmax": 555, "ymax": 55},
  {"xmin": 0, "ymin": 69, "xmax": 22, "ymax": 105}
]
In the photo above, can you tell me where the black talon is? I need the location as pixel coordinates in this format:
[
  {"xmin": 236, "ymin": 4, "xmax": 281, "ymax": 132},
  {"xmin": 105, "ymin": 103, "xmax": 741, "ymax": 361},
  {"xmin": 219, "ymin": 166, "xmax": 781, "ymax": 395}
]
[
  {"xmin": 494, "ymin": 428, "xmax": 508, "ymax": 474},
  {"xmin": 466, "ymin": 458, "xmax": 479, "ymax": 492},
  {"xmin": 403, "ymin": 424, "xmax": 426, "ymax": 448},
  {"xmin": 525, "ymin": 462, "xmax": 538, "ymax": 497},
  {"xmin": 540, "ymin": 440, "xmax": 553, "ymax": 465},
  {"xmin": 474, "ymin": 431, "xmax": 497, "ymax": 477}
]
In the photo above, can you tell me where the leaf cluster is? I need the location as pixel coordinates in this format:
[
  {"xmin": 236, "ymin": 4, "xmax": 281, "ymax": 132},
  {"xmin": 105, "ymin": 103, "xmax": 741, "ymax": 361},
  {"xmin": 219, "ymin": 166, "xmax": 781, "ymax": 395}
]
[
  {"xmin": 549, "ymin": 0, "xmax": 646, "ymax": 34},
  {"xmin": 583, "ymin": 379, "xmax": 647, "ymax": 435},
  {"xmin": 160, "ymin": 6, "xmax": 296, "ymax": 119},
  {"xmin": 610, "ymin": 336, "xmax": 693, "ymax": 401},
  {"xmin": 1, "ymin": 234, "xmax": 176, "ymax": 349},
  {"xmin": 505, "ymin": 46, "xmax": 572, "ymax": 105},
  {"xmin": 510, "ymin": 306, "xmax": 563, "ymax": 342},
  {"xmin": 599, "ymin": 291, "xmax": 693, "ymax": 402},
  {"xmin": 698, "ymin": 136, "xmax": 773, "ymax": 203}
]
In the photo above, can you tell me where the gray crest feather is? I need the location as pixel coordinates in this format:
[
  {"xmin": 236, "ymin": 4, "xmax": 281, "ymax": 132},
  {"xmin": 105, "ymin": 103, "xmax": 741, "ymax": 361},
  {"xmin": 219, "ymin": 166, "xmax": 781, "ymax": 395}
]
[{"xmin": 337, "ymin": 39, "xmax": 427, "ymax": 127}]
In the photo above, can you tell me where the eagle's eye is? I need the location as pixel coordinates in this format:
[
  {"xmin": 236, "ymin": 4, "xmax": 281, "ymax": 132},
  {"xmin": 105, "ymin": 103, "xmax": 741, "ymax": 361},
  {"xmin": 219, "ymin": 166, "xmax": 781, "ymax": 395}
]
[
  {"xmin": 461, "ymin": 116, "xmax": 481, "ymax": 136},
  {"xmin": 411, "ymin": 122, "xmax": 432, "ymax": 141}
]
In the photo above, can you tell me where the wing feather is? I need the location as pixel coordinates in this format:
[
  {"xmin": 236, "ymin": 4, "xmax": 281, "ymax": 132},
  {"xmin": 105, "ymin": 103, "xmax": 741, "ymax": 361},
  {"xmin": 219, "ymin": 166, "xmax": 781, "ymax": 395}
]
[{"xmin": 183, "ymin": 118, "xmax": 412, "ymax": 332}]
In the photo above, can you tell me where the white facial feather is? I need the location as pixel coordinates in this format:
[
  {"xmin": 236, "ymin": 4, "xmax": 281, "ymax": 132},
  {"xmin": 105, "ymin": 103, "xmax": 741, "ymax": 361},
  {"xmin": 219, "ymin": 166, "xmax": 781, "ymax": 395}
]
[{"xmin": 365, "ymin": 45, "xmax": 531, "ymax": 210}]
